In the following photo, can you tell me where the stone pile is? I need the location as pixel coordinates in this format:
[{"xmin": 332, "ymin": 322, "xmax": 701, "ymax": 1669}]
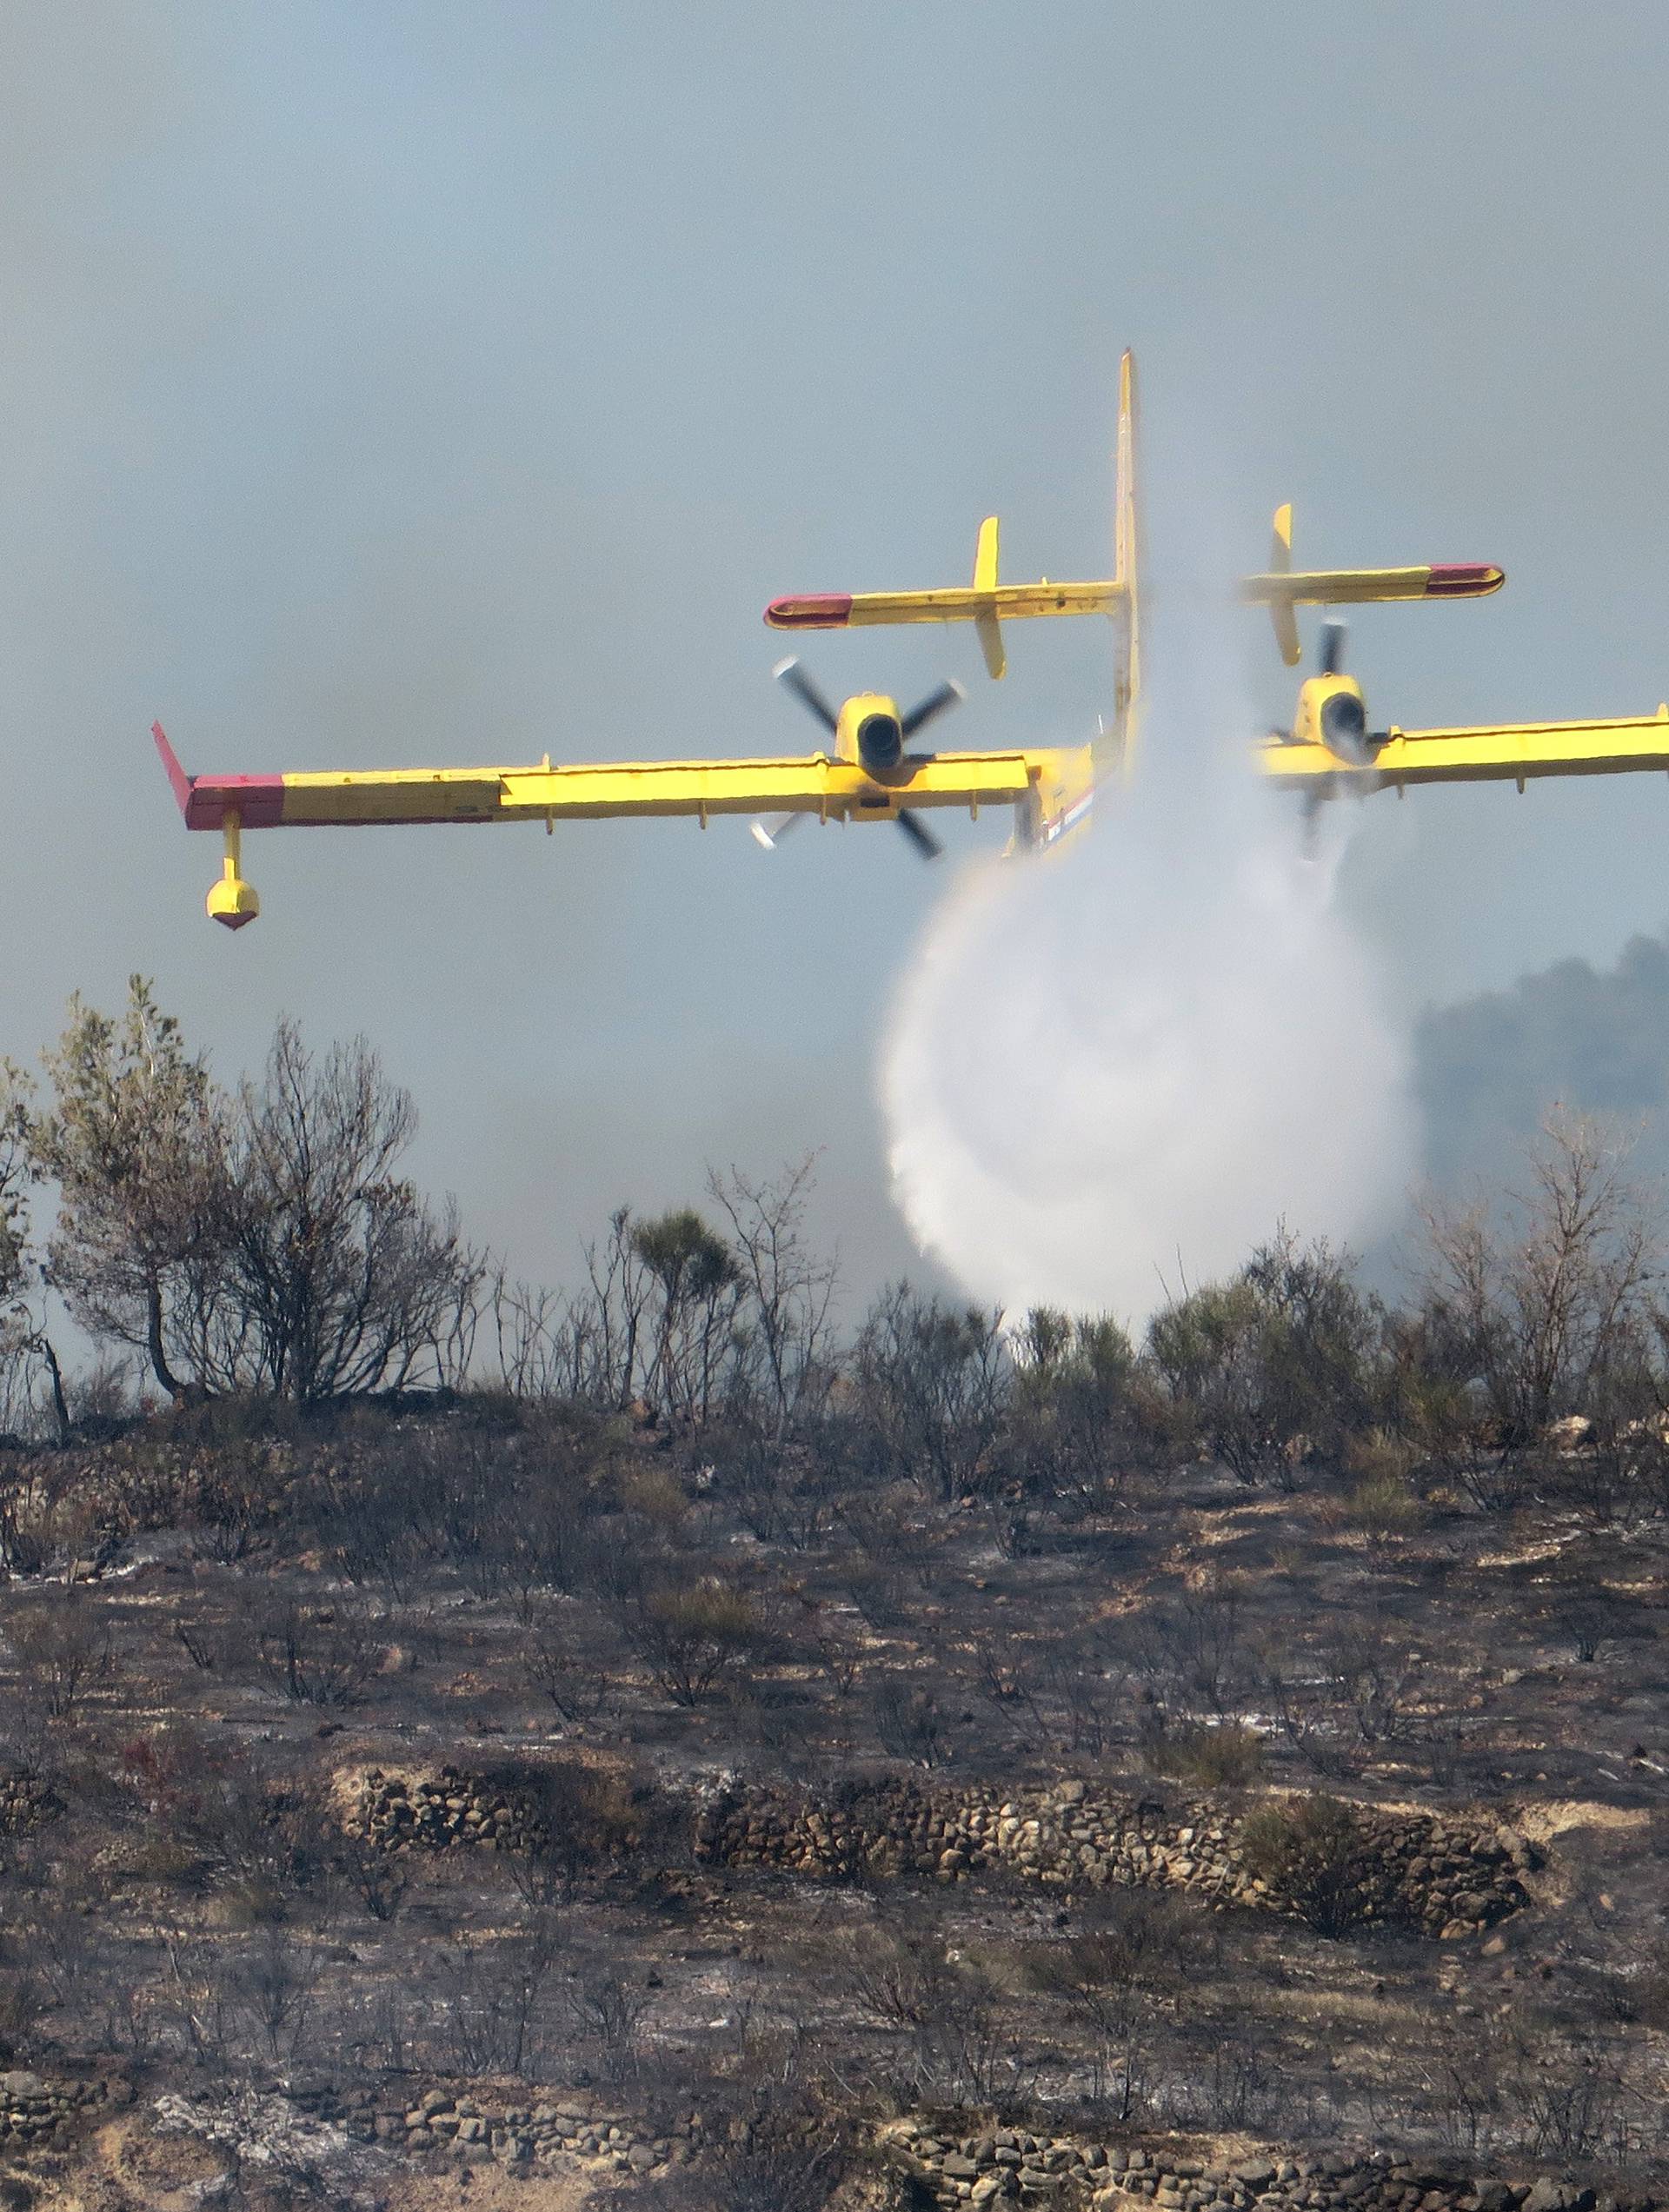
[
  {"xmin": 695, "ymin": 1779, "xmax": 1535, "ymax": 1936},
  {"xmin": 350, "ymin": 1766, "xmax": 547, "ymax": 1856},
  {"xmin": 1, "ymin": 2074, "xmax": 1644, "ymax": 2212},
  {"xmin": 890, "ymin": 2125, "xmax": 1646, "ymax": 2211},
  {"xmin": 225, "ymin": 2089, "xmax": 1657, "ymax": 2209},
  {"xmin": 342, "ymin": 1763, "xmax": 1535, "ymax": 1937},
  {"xmin": 289, "ymin": 2083, "xmax": 687, "ymax": 2176},
  {"xmin": 0, "ymin": 1772, "xmax": 57, "ymax": 1836},
  {"xmin": 0, "ymin": 2071, "xmax": 105, "ymax": 2147}
]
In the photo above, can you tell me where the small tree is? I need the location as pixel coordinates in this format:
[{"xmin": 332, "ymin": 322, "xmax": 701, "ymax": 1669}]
[
  {"xmin": 0, "ymin": 1069, "xmax": 66, "ymax": 1440},
  {"xmin": 855, "ymin": 1283, "xmax": 1007, "ymax": 1501},
  {"xmin": 29, "ymin": 978, "xmax": 232, "ymax": 1403},
  {"xmin": 630, "ymin": 1207, "xmax": 743, "ymax": 1422},
  {"xmin": 1027, "ymin": 1892, "xmax": 1200, "ymax": 2119},
  {"xmin": 1148, "ymin": 1232, "xmax": 1378, "ymax": 1485},
  {"xmin": 1008, "ymin": 1306, "xmax": 1141, "ymax": 1499},
  {"xmin": 707, "ymin": 1156, "xmax": 840, "ymax": 1436},
  {"xmin": 29, "ymin": 988, "xmax": 482, "ymax": 1404},
  {"xmin": 0, "ymin": 1075, "xmax": 30, "ymax": 1335},
  {"xmin": 224, "ymin": 1020, "xmax": 483, "ymax": 1400},
  {"xmin": 622, "ymin": 1577, "xmax": 763, "ymax": 1708},
  {"xmin": 1418, "ymin": 1112, "xmax": 1659, "ymax": 1453}
]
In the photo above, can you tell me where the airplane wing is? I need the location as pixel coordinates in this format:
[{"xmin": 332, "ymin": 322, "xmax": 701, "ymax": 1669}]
[
  {"xmin": 1258, "ymin": 706, "xmax": 1669, "ymax": 791},
  {"xmin": 153, "ymin": 721, "xmax": 1082, "ymax": 829}
]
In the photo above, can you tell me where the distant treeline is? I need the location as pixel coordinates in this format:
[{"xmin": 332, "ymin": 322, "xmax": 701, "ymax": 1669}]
[{"xmin": 3, "ymin": 976, "xmax": 1668, "ymax": 1525}]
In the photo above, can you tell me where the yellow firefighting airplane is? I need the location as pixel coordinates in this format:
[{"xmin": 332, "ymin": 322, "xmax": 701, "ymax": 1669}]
[
  {"xmin": 151, "ymin": 350, "xmax": 1502, "ymax": 928},
  {"xmin": 155, "ymin": 368, "xmax": 1153, "ymax": 927},
  {"xmin": 1260, "ymin": 619, "xmax": 1669, "ymax": 800}
]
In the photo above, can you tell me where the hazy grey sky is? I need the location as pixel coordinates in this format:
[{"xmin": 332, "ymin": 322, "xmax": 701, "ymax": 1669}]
[{"xmin": 6, "ymin": 3, "xmax": 1669, "ymax": 1304}]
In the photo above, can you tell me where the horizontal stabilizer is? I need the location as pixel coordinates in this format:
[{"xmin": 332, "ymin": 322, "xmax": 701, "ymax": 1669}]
[
  {"xmin": 765, "ymin": 580, "xmax": 1122, "ymax": 630},
  {"xmin": 1243, "ymin": 561, "xmax": 1505, "ymax": 612}
]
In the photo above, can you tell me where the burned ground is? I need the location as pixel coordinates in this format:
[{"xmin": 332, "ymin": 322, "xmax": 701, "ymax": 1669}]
[{"xmin": 0, "ymin": 1392, "xmax": 1663, "ymax": 2210}]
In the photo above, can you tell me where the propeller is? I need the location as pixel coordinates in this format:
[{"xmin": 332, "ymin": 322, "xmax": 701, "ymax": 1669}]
[
  {"xmin": 759, "ymin": 657, "xmax": 962, "ymax": 860},
  {"xmin": 1318, "ymin": 619, "xmax": 1347, "ymax": 676}
]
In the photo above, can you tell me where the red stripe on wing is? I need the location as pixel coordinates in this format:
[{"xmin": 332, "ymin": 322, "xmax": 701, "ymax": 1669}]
[
  {"xmin": 1424, "ymin": 564, "xmax": 1505, "ymax": 597},
  {"xmin": 765, "ymin": 595, "xmax": 854, "ymax": 628},
  {"xmin": 183, "ymin": 774, "xmax": 287, "ymax": 831}
]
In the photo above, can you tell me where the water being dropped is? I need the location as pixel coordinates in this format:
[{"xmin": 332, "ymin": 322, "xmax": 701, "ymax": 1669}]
[{"xmin": 878, "ymin": 621, "xmax": 1417, "ymax": 1327}]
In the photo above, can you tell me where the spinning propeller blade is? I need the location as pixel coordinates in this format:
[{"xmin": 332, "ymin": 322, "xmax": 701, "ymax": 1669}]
[
  {"xmin": 896, "ymin": 810, "xmax": 942, "ymax": 860},
  {"xmin": 1318, "ymin": 620, "xmax": 1347, "ymax": 676},
  {"xmin": 772, "ymin": 655, "xmax": 839, "ymax": 734},
  {"xmin": 900, "ymin": 678, "xmax": 966, "ymax": 740}
]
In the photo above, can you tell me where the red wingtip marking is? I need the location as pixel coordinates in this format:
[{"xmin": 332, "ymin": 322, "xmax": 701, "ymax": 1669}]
[
  {"xmin": 1425, "ymin": 564, "xmax": 1505, "ymax": 597},
  {"xmin": 765, "ymin": 594, "xmax": 854, "ymax": 629},
  {"xmin": 151, "ymin": 721, "xmax": 194, "ymax": 817},
  {"xmin": 189, "ymin": 774, "xmax": 286, "ymax": 831}
]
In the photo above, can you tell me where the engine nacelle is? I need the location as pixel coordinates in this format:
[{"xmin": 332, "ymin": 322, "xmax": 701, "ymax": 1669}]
[
  {"xmin": 1292, "ymin": 672, "xmax": 1373, "ymax": 765},
  {"xmin": 835, "ymin": 692, "xmax": 907, "ymax": 779}
]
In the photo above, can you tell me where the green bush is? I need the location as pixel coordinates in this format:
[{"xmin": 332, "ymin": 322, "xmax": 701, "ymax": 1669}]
[
  {"xmin": 1144, "ymin": 1719, "xmax": 1265, "ymax": 1790},
  {"xmin": 1338, "ymin": 1470, "xmax": 1424, "ymax": 1543}
]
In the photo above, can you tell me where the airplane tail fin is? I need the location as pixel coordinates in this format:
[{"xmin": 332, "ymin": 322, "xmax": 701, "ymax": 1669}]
[
  {"xmin": 1101, "ymin": 348, "xmax": 1142, "ymax": 781},
  {"xmin": 972, "ymin": 516, "xmax": 1005, "ymax": 678},
  {"xmin": 1267, "ymin": 504, "xmax": 1303, "ymax": 667}
]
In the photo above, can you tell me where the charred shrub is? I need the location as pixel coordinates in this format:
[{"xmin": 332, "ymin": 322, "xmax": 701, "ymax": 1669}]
[
  {"xmin": 1239, "ymin": 1791, "xmax": 1373, "ymax": 1936},
  {"xmin": 620, "ymin": 1576, "xmax": 766, "ymax": 1708}
]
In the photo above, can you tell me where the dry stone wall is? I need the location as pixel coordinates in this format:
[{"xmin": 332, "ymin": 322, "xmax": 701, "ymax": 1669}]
[
  {"xmin": 0, "ymin": 2070, "xmax": 1649, "ymax": 2211},
  {"xmin": 346, "ymin": 1765, "xmax": 1535, "ymax": 1939},
  {"xmin": 890, "ymin": 2123, "xmax": 1647, "ymax": 2212},
  {"xmin": 290, "ymin": 2079, "xmax": 692, "ymax": 2178},
  {"xmin": 694, "ymin": 1778, "xmax": 1535, "ymax": 1936},
  {"xmin": 350, "ymin": 1766, "xmax": 548, "ymax": 1854},
  {"xmin": 0, "ymin": 2072, "xmax": 109, "ymax": 2147},
  {"xmin": 136, "ymin": 2081, "xmax": 1661, "ymax": 2211},
  {"xmin": 0, "ymin": 1773, "xmax": 56, "ymax": 1836}
]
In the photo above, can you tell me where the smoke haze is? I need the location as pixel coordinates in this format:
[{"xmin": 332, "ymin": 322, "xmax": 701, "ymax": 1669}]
[
  {"xmin": 1416, "ymin": 928, "xmax": 1669, "ymax": 1192},
  {"xmin": 880, "ymin": 630, "xmax": 1419, "ymax": 1325},
  {"xmin": 5, "ymin": 9, "xmax": 1669, "ymax": 1314}
]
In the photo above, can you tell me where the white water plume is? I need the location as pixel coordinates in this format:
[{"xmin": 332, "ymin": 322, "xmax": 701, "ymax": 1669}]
[{"xmin": 879, "ymin": 624, "xmax": 1418, "ymax": 1327}]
